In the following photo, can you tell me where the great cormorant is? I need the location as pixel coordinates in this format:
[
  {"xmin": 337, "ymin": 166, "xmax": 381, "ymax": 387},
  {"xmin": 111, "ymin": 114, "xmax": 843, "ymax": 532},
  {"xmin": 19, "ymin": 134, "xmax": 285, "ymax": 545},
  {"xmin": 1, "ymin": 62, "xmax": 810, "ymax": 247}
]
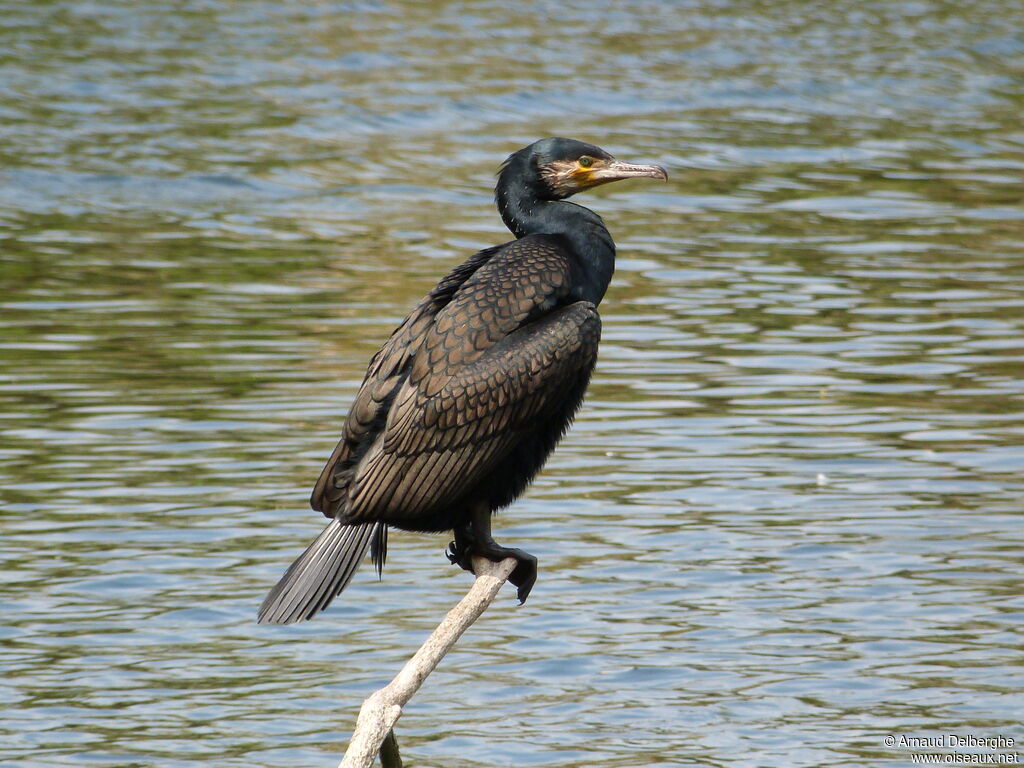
[{"xmin": 258, "ymin": 137, "xmax": 667, "ymax": 624}]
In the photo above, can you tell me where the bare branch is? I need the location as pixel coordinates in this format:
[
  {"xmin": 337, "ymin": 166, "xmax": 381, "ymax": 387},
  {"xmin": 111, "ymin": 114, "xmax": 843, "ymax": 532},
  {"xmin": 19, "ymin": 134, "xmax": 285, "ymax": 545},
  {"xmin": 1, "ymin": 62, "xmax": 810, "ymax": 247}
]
[{"xmin": 338, "ymin": 556, "xmax": 518, "ymax": 768}]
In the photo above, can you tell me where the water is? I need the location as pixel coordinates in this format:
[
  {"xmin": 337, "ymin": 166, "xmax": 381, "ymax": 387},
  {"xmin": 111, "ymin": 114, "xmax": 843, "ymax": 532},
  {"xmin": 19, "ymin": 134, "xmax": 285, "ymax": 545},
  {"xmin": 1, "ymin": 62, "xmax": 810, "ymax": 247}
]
[{"xmin": 2, "ymin": 1, "xmax": 1023, "ymax": 766}]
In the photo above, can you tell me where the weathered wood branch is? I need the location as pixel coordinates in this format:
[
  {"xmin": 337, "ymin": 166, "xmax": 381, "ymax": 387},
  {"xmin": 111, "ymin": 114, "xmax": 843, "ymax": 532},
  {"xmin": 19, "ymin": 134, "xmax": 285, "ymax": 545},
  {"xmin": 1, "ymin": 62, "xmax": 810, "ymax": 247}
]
[{"xmin": 338, "ymin": 556, "xmax": 518, "ymax": 768}]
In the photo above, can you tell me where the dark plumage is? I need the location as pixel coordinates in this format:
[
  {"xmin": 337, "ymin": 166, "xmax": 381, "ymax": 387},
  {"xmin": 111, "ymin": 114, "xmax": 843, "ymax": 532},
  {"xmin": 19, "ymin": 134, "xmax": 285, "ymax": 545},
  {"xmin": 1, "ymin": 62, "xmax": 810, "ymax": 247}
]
[{"xmin": 258, "ymin": 138, "xmax": 667, "ymax": 624}]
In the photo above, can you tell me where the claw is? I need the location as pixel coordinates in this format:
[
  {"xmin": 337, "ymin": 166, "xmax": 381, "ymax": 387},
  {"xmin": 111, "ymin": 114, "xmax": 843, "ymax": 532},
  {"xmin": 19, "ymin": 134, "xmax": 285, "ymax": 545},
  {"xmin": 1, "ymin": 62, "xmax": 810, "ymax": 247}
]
[
  {"xmin": 515, "ymin": 583, "xmax": 532, "ymax": 604},
  {"xmin": 446, "ymin": 540, "xmax": 475, "ymax": 573}
]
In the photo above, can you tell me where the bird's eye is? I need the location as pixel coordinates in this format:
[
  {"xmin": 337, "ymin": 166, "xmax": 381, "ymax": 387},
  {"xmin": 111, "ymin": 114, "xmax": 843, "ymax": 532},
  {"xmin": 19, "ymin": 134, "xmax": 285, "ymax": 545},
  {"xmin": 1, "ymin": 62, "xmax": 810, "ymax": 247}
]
[{"xmin": 578, "ymin": 156, "xmax": 594, "ymax": 168}]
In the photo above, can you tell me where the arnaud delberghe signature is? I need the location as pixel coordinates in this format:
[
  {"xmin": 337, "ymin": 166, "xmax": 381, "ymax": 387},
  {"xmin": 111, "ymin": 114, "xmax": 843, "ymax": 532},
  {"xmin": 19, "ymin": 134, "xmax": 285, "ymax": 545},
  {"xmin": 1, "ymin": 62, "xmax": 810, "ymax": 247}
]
[{"xmin": 895, "ymin": 734, "xmax": 1016, "ymax": 749}]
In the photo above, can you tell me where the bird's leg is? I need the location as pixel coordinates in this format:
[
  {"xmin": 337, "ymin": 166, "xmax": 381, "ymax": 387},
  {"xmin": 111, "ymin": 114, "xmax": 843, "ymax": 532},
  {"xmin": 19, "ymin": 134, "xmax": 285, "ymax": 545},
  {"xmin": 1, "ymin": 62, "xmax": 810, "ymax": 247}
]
[{"xmin": 467, "ymin": 502, "xmax": 538, "ymax": 604}]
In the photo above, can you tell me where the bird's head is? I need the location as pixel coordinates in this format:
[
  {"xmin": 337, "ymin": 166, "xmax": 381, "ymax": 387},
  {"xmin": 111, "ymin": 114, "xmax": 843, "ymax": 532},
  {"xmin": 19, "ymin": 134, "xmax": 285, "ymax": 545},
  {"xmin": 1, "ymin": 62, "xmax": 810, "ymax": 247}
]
[{"xmin": 500, "ymin": 137, "xmax": 668, "ymax": 201}]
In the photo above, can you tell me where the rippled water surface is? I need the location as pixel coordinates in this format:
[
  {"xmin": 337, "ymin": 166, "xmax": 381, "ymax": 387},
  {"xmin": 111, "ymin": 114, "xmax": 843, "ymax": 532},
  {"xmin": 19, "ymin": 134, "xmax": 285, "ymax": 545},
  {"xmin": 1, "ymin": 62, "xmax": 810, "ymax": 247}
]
[{"xmin": 2, "ymin": 1, "xmax": 1023, "ymax": 767}]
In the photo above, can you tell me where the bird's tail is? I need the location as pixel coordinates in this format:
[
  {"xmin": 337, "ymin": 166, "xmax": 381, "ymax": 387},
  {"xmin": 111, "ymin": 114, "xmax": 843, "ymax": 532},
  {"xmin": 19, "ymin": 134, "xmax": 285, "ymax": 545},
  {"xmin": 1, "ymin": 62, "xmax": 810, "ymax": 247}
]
[{"xmin": 258, "ymin": 519, "xmax": 384, "ymax": 624}]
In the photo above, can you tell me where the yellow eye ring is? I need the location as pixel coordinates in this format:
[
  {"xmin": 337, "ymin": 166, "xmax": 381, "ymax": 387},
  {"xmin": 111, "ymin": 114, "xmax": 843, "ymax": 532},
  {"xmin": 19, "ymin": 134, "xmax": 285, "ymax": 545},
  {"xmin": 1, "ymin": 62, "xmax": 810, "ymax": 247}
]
[{"xmin": 578, "ymin": 156, "xmax": 594, "ymax": 168}]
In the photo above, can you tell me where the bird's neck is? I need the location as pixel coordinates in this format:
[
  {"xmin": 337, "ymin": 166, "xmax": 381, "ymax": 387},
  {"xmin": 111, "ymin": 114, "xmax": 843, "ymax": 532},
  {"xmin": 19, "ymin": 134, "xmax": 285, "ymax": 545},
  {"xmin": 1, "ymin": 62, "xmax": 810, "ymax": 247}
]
[{"xmin": 496, "ymin": 189, "xmax": 616, "ymax": 306}]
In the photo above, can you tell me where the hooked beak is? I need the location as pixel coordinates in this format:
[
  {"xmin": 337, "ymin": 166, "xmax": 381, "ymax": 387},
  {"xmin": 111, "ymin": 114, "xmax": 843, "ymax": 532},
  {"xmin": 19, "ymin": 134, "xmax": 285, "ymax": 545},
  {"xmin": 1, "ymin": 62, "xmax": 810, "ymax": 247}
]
[
  {"xmin": 578, "ymin": 158, "xmax": 669, "ymax": 190},
  {"xmin": 542, "ymin": 154, "xmax": 669, "ymax": 198}
]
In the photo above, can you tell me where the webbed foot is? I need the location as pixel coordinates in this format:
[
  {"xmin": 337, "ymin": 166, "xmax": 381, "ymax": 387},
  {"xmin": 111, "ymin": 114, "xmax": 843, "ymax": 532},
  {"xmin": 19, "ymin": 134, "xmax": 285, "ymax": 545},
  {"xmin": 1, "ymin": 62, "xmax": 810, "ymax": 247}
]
[
  {"xmin": 445, "ymin": 539, "xmax": 537, "ymax": 603},
  {"xmin": 471, "ymin": 541, "xmax": 538, "ymax": 604},
  {"xmin": 447, "ymin": 506, "xmax": 539, "ymax": 603}
]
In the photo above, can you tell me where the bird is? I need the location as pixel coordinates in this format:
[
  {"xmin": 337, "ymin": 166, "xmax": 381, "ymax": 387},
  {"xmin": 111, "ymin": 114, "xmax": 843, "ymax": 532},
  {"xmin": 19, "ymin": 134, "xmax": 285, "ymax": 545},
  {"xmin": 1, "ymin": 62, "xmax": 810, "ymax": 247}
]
[{"xmin": 258, "ymin": 137, "xmax": 667, "ymax": 624}]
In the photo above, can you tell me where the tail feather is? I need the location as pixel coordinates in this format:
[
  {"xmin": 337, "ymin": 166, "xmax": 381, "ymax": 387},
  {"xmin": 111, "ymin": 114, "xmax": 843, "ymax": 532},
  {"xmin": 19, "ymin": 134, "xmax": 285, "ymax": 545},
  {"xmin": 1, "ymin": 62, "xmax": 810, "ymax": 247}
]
[
  {"xmin": 370, "ymin": 521, "xmax": 388, "ymax": 577},
  {"xmin": 258, "ymin": 520, "xmax": 381, "ymax": 624}
]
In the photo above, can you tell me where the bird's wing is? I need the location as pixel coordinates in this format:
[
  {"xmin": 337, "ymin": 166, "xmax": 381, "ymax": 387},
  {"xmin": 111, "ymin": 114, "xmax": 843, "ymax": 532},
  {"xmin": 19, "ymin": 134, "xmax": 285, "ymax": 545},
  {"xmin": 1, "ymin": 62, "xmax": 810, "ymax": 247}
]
[
  {"xmin": 341, "ymin": 235, "xmax": 601, "ymax": 522},
  {"xmin": 310, "ymin": 245, "xmax": 501, "ymax": 516}
]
